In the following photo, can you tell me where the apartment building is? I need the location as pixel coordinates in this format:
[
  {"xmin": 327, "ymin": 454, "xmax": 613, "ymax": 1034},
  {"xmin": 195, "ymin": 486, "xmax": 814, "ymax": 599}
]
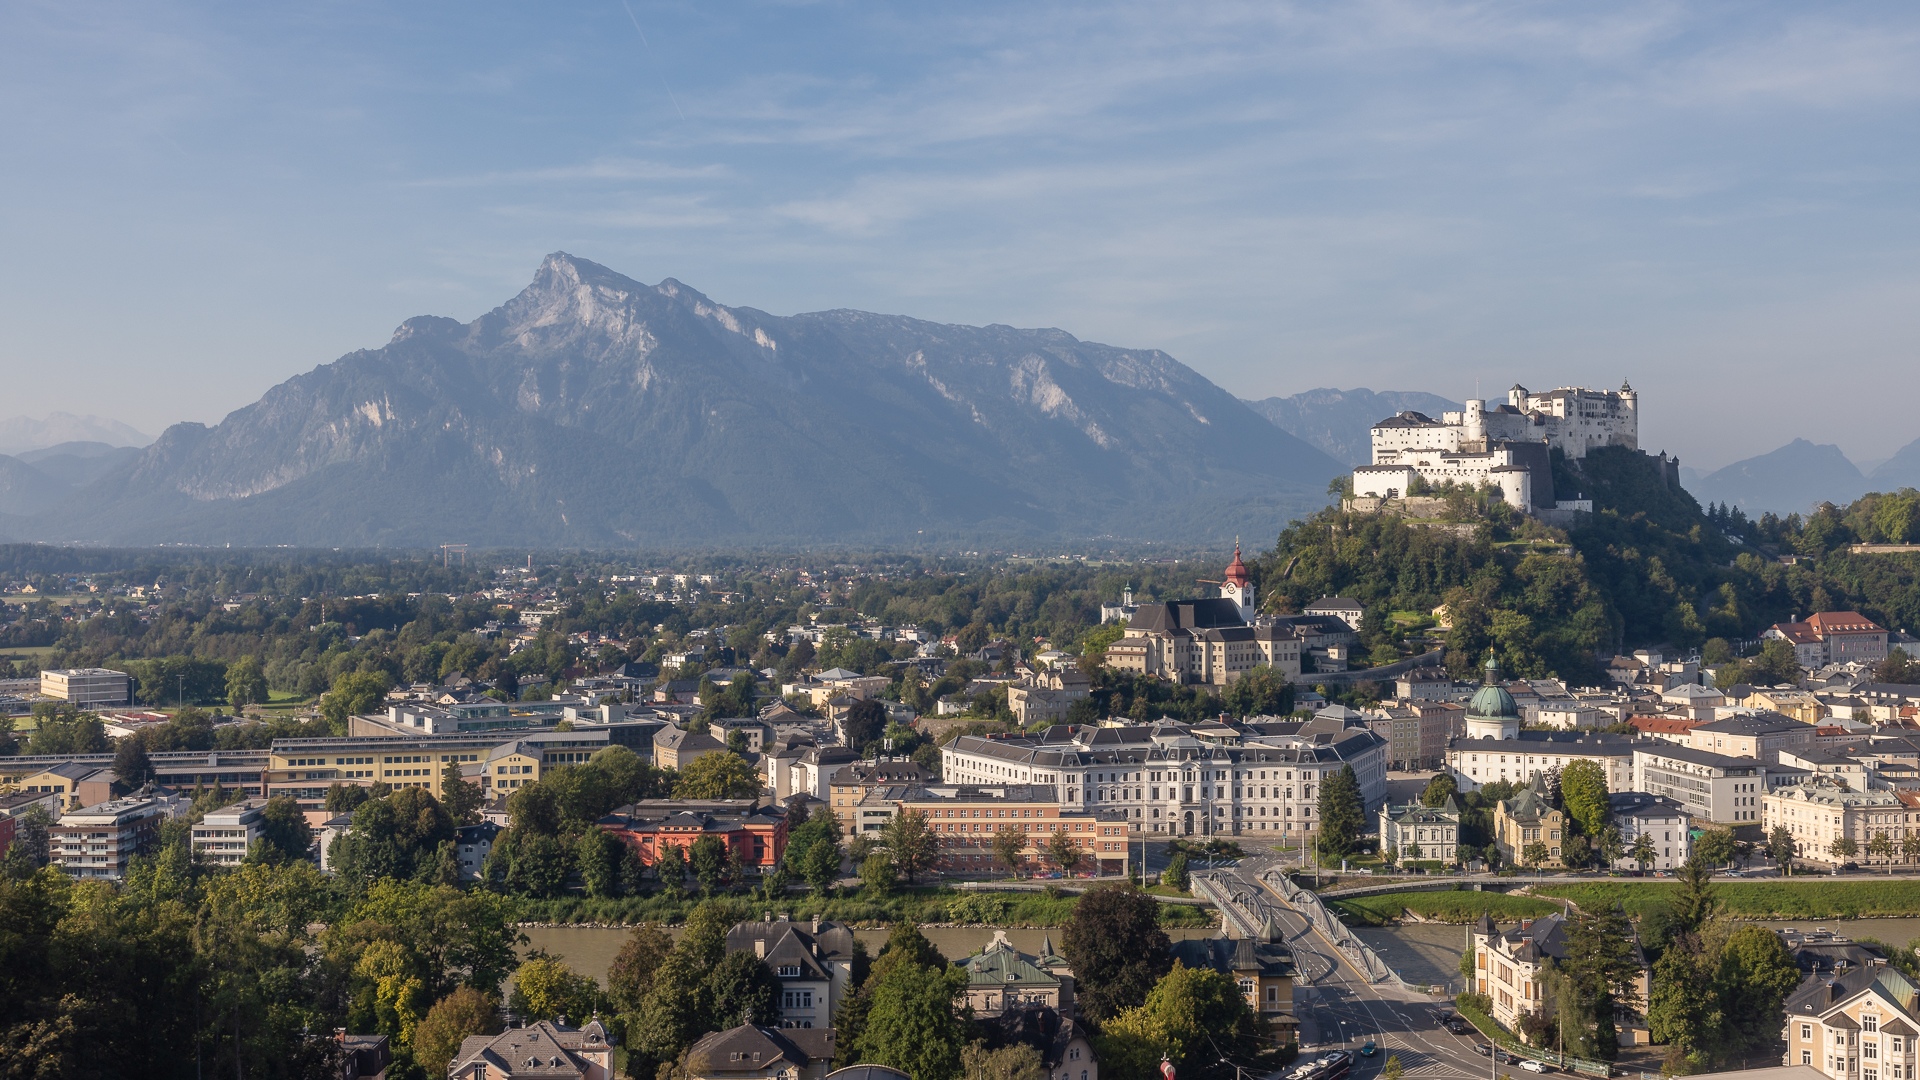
[
  {"xmin": 1763, "ymin": 778, "xmax": 1919, "ymax": 867},
  {"xmin": 895, "ymin": 784, "xmax": 1131, "ymax": 876},
  {"xmin": 1378, "ymin": 797, "xmax": 1461, "ymax": 866},
  {"xmin": 1633, "ymin": 744, "xmax": 1772, "ymax": 825},
  {"xmin": 192, "ymin": 801, "xmax": 266, "ymax": 866},
  {"xmin": 1447, "ymin": 732, "xmax": 1639, "ymax": 793},
  {"xmin": 266, "ymin": 731, "xmax": 612, "ymax": 805},
  {"xmin": 1689, "ymin": 712, "xmax": 1818, "ymax": 762},
  {"xmin": 1607, "ymin": 792, "xmax": 1691, "ymax": 870},
  {"xmin": 49, "ymin": 796, "xmax": 171, "ymax": 880},
  {"xmin": 1784, "ymin": 960, "xmax": 1920, "ymax": 1080}
]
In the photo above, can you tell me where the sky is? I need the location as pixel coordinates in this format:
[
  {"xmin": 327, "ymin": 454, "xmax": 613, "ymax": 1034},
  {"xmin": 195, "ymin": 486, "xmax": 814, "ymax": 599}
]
[{"xmin": 2, "ymin": 1, "xmax": 1918, "ymax": 472}]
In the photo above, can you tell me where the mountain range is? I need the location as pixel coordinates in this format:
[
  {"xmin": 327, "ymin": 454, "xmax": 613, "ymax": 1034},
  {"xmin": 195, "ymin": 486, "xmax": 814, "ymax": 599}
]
[
  {"xmin": 0, "ymin": 412, "xmax": 149, "ymax": 456},
  {"xmin": 1683, "ymin": 436, "xmax": 1920, "ymax": 516},
  {"xmin": 1242, "ymin": 387, "xmax": 1461, "ymax": 466},
  {"xmin": 5, "ymin": 253, "xmax": 1349, "ymax": 548}
]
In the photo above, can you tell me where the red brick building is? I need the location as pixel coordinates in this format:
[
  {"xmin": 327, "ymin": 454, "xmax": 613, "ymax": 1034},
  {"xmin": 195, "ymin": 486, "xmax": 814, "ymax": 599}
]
[{"xmin": 598, "ymin": 799, "xmax": 789, "ymax": 873}]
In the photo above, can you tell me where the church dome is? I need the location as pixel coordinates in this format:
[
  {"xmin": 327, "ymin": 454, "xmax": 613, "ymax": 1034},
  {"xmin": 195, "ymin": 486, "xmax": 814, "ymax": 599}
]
[
  {"xmin": 1465, "ymin": 657, "xmax": 1519, "ymax": 739},
  {"xmin": 1468, "ymin": 682, "xmax": 1519, "ymax": 721}
]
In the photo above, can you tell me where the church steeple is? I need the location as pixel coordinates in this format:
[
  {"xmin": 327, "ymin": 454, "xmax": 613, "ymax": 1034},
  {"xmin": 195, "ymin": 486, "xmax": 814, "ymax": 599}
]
[{"xmin": 1221, "ymin": 540, "xmax": 1254, "ymax": 621}]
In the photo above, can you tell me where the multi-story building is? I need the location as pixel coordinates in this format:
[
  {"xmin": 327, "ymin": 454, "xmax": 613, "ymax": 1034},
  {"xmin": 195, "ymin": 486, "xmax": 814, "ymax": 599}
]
[
  {"xmin": 597, "ymin": 799, "xmax": 789, "ymax": 875},
  {"xmin": 1606, "ymin": 792, "xmax": 1691, "ymax": 870},
  {"xmin": 961, "ymin": 933, "xmax": 1073, "ymax": 1017},
  {"xmin": 894, "ymin": 784, "xmax": 1130, "ymax": 876},
  {"xmin": 828, "ymin": 760, "xmax": 932, "ymax": 828},
  {"xmin": 191, "ymin": 800, "xmax": 266, "ymax": 866},
  {"xmin": 1492, "ymin": 778, "xmax": 1565, "ymax": 868},
  {"xmin": 1763, "ymin": 779, "xmax": 1917, "ymax": 867},
  {"xmin": 1783, "ymin": 958, "xmax": 1920, "ymax": 1080},
  {"xmin": 448, "ymin": 1019, "xmax": 619, "ymax": 1080},
  {"xmin": 7, "ymin": 760, "xmax": 117, "ymax": 810},
  {"xmin": 1103, "ymin": 548, "xmax": 1303, "ymax": 687},
  {"xmin": 1378, "ymin": 797, "xmax": 1461, "ymax": 866},
  {"xmin": 725, "ymin": 917, "xmax": 857, "ymax": 1030},
  {"xmin": 655, "ymin": 727, "xmax": 728, "ymax": 770},
  {"xmin": 49, "ymin": 796, "xmax": 171, "ymax": 881},
  {"xmin": 940, "ymin": 715, "xmax": 1388, "ymax": 838},
  {"xmin": 1689, "ymin": 712, "xmax": 1818, "ymax": 762},
  {"xmin": 1169, "ymin": 919, "xmax": 1298, "ymax": 1040},
  {"xmin": 454, "ymin": 821, "xmax": 500, "ymax": 881},
  {"xmin": 39, "ymin": 667, "xmax": 132, "ymax": 707},
  {"xmin": 265, "ymin": 731, "xmax": 611, "ymax": 805},
  {"xmin": 1469, "ymin": 912, "xmax": 1650, "ymax": 1041},
  {"xmin": 1448, "ymin": 660, "xmax": 1640, "ymax": 791},
  {"xmin": 1767, "ymin": 612, "xmax": 1892, "ymax": 667},
  {"xmin": 1633, "ymin": 744, "xmax": 1772, "ymax": 825}
]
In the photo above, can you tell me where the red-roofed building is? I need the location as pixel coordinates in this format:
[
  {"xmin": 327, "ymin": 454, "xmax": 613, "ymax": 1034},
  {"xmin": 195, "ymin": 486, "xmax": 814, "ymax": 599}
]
[
  {"xmin": 1766, "ymin": 612, "xmax": 1889, "ymax": 667},
  {"xmin": 1630, "ymin": 715, "xmax": 1702, "ymax": 744},
  {"xmin": 597, "ymin": 799, "xmax": 789, "ymax": 874}
]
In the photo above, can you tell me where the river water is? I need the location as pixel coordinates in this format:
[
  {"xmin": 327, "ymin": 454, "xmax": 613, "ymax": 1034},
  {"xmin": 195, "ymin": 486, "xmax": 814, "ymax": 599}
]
[{"xmin": 520, "ymin": 923, "xmax": 1223, "ymax": 985}]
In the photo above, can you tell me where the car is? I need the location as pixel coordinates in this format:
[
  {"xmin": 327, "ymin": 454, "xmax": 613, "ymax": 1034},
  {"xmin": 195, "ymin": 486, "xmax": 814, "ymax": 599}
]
[
  {"xmin": 1474, "ymin": 1045, "xmax": 1494, "ymax": 1057},
  {"xmin": 1498, "ymin": 1052, "xmax": 1520, "ymax": 1065},
  {"xmin": 1520, "ymin": 1061, "xmax": 1552, "ymax": 1073},
  {"xmin": 1446, "ymin": 1021, "xmax": 1473, "ymax": 1035},
  {"xmin": 1360, "ymin": 1042, "xmax": 1377, "ymax": 1057}
]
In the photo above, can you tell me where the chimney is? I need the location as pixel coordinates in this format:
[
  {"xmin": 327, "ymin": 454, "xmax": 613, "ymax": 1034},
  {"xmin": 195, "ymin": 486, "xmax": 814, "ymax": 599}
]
[{"xmin": 811, "ymin": 917, "xmax": 820, "ymax": 934}]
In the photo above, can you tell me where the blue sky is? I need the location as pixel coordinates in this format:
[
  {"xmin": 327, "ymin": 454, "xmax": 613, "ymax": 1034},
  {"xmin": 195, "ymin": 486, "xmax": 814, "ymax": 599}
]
[{"xmin": 3, "ymin": 1, "xmax": 1918, "ymax": 470}]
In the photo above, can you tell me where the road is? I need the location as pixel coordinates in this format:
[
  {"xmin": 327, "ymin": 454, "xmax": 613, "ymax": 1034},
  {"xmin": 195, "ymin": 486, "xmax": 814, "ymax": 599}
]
[{"xmin": 1223, "ymin": 853, "xmax": 1515, "ymax": 1080}]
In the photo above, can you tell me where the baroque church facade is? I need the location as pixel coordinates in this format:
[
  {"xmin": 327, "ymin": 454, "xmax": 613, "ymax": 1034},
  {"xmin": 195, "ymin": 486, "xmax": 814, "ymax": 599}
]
[{"xmin": 1104, "ymin": 547, "xmax": 1303, "ymax": 686}]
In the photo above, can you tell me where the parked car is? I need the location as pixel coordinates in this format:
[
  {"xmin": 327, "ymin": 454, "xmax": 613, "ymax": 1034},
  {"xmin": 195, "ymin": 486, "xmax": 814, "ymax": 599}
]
[
  {"xmin": 1474, "ymin": 1045, "xmax": 1494, "ymax": 1057},
  {"xmin": 1520, "ymin": 1061, "xmax": 1552, "ymax": 1073},
  {"xmin": 1446, "ymin": 1020, "xmax": 1473, "ymax": 1035}
]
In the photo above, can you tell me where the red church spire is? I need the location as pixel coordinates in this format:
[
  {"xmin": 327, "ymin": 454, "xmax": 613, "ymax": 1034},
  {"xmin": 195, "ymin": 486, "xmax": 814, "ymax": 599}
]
[{"xmin": 1224, "ymin": 539, "xmax": 1250, "ymax": 588}]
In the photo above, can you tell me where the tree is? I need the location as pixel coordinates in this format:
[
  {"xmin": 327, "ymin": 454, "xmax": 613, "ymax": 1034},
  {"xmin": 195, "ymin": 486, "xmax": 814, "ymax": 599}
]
[
  {"xmin": 882, "ymin": 809, "xmax": 937, "ymax": 884},
  {"xmin": 843, "ymin": 699, "xmax": 889, "ymax": 755},
  {"xmin": 674, "ymin": 752, "xmax": 764, "ymax": 799},
  {"xmin": 1558, "ymin": 760, "xmax": 1610, "ymax": 837},
  {"xmin": 326, "ymin": 782, "xmax": 374, "ymax": 815},
  {"xmin": 1046, "ymin": 827, "xmax": 1083, "ymax": 875},
  {"xmin": 861, "ymin": 853, "xmax": 897, "ymax": 896},
  {"xmin": 1832, "ymin": 835, "xmax": 1859, "ymax": 862},
  {"xmin": 252, "ymin": 796, "xmax": 314, "ymax": 864},
  {"xmin": 113, "ymin": 735, "xmax": 154, "ymax": 790},
  {"xmin": 656, "ymin": 843, "xmax": 688, "ymax": 892},
  {"xmin": 1631, "ymin": 833, "xmax": 1656, "ymax": 873},
  {"xmin": 1905, "ymin": 832, "xmax": 1920, "ymax": 866},
  {"xmin": 1097, "ymin": 961, "xmax": 1254, "ymax": 1080},
  {"xmin": 1869, "ymin": 831, "xmax": 1897, "ymax": 871},
  {"xmin": 1383, "ymin": 1056, "xmax": 1405, "ymax": 1080},
  {"xmin": 225, "ymin": 655, "xmax": 269, "ymax": 710},
  {"xmin": 1163, "ymin": 850, "xmax": 1190, "ymax": 891},
  {"xmin": 855, "ymin": 959, "xmax": 969, "ymax": 1080},
  {"xmin": 1595, "ymin": 825, "xmax": 1625, "ymax": 869},
  {"xmin": 707, "ymin": 948, "xmax": 781, "ymax": 1028},
  {"xmin": 1522, "ymin": 841, "xmax": 1549, "ymax": 872},
  {"xmin": 990, "ymin": 825, "xmax": 1027, "ymax": 877},
  {"xmin": 332, "ymin": 787, "xmax": 457, "ymax": 889},
  {"xmin": 1419, "ymin": 773, "xmax": 1458, "ymax": 808},
  {"xmin": 576, "ymin": 828, "xmax": 627, "ymax": 898},
  {"xmin": 26, "ymin": 704, "xmax": 107, "ymax": 755},
  {"xmin": 1647, "ymin": 944, "xmax": 1722, "ymax": 1067},
  {"xmin": 1767, "ymin": 826, "xmax": 1798, "ymax": 875},
  {"xmin": 1716, "ymin": 924, "xmax": 1804, "ymax": 1055},
  {"xmin": 1061, "ymin": 883, "xmax": 1172, "ymax": 1021},
  {"xmin": 962, "ymin": 1041, "xmax": 1048, "ymax": 1080},
  {"xmin": 440, "ymin": 759, "xmax": 483, "ymax": 825},
  {"xmin": 322, "ymin": 671, "xmax": 391, "ymax": 731},
  {"xmin": 1695, "ymin": 826, "xmax": 1737, "ymax": 869},
  {"xmin": 413, "ymin": 987, "xmax": 501, "ymax": 1077},
  {"xmin": 1672, "ymin": 860, "xmax": 1720, "ymax": 932},
  {"xmin": 607, "ymin": 923, "xmax": 673, "ymax": 1016},
  {"xmin": 689, "ymin": 834, "xmax": 730, "ymax": 894},
  {"xmin": 797, "ymin": 836, "xmax": 842, "ymax": 895},
  {"xmin": 1560, "ymin": 906, "xmax": 1641, "ymax": 1060},
  {"xmin": 1316, "ymin": 764, "xmax": 1365, "ymax": 860},
  {"xmin": 510, "ymin": 952, "xmax": 600, "ymax": 1024}
]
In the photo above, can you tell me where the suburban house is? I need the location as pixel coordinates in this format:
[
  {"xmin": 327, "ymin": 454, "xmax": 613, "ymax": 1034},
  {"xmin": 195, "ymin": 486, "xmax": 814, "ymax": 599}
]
[
  {"xmin": 1469, "ymin": 912, "xmax": 1651, "ymax": 1044},
  {"xmin": 1783, "ymin": 957, "xmax": 1920, "ymax": 1080},
  {"xmin": 960, "ymin": 932, "xmax": 1074, "ymax": 1017},
  {"xmin": 1492, "ymin": 777, "xmax": 1564, "ymax": 869},
  {"xmin": 724, "ymin": 917, "xmax": 858, "ymax": 1030},
  {"xmin": 680, "ymin": 1025, "xmax": 837, "ymax": 1080},
  {"xmin": 448, "ymin": 1019, "xmax": 618, "ymax": 1080},
  {"xmin": 1378, "ymin": 796, "xmax": 1461, "ymax": 866}
]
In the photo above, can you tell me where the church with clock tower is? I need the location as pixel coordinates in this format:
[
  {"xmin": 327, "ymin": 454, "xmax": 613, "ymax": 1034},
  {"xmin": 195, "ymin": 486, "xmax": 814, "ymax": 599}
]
[{"xmin": 1102, "ymin": 545, "xmax": 1304, "ymax": 686}]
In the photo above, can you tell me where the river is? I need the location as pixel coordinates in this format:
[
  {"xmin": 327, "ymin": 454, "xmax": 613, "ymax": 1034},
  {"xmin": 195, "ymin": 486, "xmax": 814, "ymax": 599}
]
[{"xmin": 520, "ymin": 923, "xmax": 1223, "ymax": 985}]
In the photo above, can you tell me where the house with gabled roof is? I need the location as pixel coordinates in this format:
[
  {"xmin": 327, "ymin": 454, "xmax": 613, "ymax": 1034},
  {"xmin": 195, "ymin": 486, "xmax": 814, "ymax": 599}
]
[
  {"xmin": 725, "ymin": 916, "xmax": 858, "ymax": 1030},
  {"xmin": 1492, "ymin": 775, "xmax": 1564, "ymax": 868},
  {"xmin": 1784, "ymin": 955, "xmax": 1920, "ymax": 1080},
  {"xmin": 1469, "ymin": 912, "xmax": 1650, "ymax": 1044},
  {"xmin": 448, "ymin": 1018, "xmax": 617, "ymax": 1080},
  {"xmin": 1168, "ymin": 915, "xmax": 1298, "ymax": 1040},
  {"xmin": 961, "ymin": 931, "xmax": 1073, "ymax": 1017},
  {"xmin": 680, "ymin": 1023, "xmax": 837, "ymax": 1080}
]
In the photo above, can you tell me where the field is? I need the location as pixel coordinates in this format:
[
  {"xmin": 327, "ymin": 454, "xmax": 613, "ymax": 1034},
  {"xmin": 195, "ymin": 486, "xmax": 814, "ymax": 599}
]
[
  {"xmin": 518, "ymin": 885, "xmax": 1220, "ymax": 927},
  {"xmin": 1530, "ymin": 880, "xmax": 1920, "ymax": 920},
  {"xmin": 1328, "ymin": 889, "xmax": 1562, "ymax": 926}
]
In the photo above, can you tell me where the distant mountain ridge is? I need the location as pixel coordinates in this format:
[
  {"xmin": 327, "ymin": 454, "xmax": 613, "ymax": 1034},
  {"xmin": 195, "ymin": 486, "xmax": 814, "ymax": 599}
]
[
  {"xmin": 11, "ymin": 253, "xmax": 1344, "ymax": 547},
  {"xmin": 1683, "ymin": 438, "xmax": 1869, "ymax": 516},
  {"xmin": 0, "ymin": 413, "xmax": 149, "ymax": 456},
  {"xmin": 1243, "ymin": 387, "xmax": 1461, "ymax": 466}
]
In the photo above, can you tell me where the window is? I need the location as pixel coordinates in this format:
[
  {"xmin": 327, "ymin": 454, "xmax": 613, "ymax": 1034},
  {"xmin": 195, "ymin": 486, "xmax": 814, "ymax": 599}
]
[
  {"xmin": 1869, "ymin": 1017, "xmax": 1881, "ymax": 1033},
  {"xmin": 1804, "ymin": 1026, "xmax": 1814, "ymax": 1041},
  {"xmin": 781, "ymin": 990, "xmax": 813, "ymax": 1009},
  {"xmin": 776, "ymin": 965, "xmax": 801, "ymax": 977}
]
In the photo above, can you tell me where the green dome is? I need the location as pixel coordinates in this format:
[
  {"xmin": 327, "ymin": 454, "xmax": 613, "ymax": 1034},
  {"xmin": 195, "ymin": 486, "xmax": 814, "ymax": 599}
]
[{"xmin": 1468, "ymin": 683, "xmax": 1519, "ymax": 720}]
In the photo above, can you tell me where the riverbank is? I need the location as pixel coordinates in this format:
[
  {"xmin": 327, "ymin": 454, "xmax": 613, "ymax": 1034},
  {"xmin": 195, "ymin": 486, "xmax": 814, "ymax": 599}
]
[
  {"xmin": 1531, "ymin": 880, "xmax": 1920, "ymax": 920},
  {"xmin": 514, "ymin": 885, "xmax": 1218, "ymax": 928}
]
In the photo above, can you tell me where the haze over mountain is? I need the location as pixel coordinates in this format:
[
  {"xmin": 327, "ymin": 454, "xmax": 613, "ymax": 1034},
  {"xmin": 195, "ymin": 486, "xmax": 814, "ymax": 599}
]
[
  {"xmin": 0, "ymin": 413, "xmax": 149, "ymax": 456},
  {"xmin": 11, "ymin": 254, "xmax": 1342, "ymax": 548},
  {"xmin": 1243, "ymin": 388, "xmax": 1461, "ymax": 466},
  {"xmin": 1683, "ymin": 439, "xmax": 1870, "ymax": 516}
]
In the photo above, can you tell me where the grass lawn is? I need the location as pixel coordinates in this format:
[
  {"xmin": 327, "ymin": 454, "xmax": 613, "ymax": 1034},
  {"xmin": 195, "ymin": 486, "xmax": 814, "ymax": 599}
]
[
  {"xmin": 521, "ymin": 884, "xmax": 1218, "ymax": 927},
  {"xmin": 0, "ymin": 645, "xmax": 58, "ymax": 659},
  {"xmin": 1531, "ymin": 880, "xmax": 1920, "ymax": 919},
  {"xmin": 1329, "ymin": 890, "xmax": 1562, "ymax": 926}
]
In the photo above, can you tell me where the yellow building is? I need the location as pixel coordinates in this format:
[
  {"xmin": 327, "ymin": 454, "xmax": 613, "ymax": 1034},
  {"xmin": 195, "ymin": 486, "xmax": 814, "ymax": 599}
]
[
  {"xmin": 266, "ymin": 733, "xmax": 612, "ymax": 805},
  {"xmin": 1752, "ymin": 689, "xmax": 1828, "ymax": 725},
  {"xmin": 1785, "ymin": 952, "xmax": 1920, "ymax": 1080},
  {"xmin": 1492, "ymin": 776, "xmax": 1564, "ymax": 869}
]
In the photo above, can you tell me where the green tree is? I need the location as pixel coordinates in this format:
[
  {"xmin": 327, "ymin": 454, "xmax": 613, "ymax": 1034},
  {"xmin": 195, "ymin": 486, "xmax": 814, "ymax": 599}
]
[
  {"xmin": 1630, "ymin": 833, "xmax": 1656, "ymax": 873},
  {"xmin": 989, "ymin": 825, "xmax": 1027, "ymax": 877},
  {"xmin": 1904, "ymin": 832, "xmax": 1920, "ymax": 866},
  {"xmin": 1558, "ymin": 759, "xmax": 1610, "ymax": 837},
  {"xmin": 322, "ymin": 671, "xmax": 391, "ymax": 731},
  {"xmin": 1832, "ymin": 835, "xmax": 1859, "ymax": 862},
  {"xmin": 689, "ymin": 834, "xmax": 730, "ymax": 894},
  {"xmin": 1383, "ymin": 1056, "xmax": 1405, "ymax": 1080},
  {"xmin": 1560, "ymin": 906, "xmax": 1641, "ymax": 1059},
  {"xmin": 1522, "ymin": 841, "xmax": 1550, "ymax": 872},
  {"xmin": 26, "ymin": 703, "xmax": 107, "ymax": 755},
  {"xmin": 413, "ymin": 987, "xmax": 502, "ymax": 1077},
  {"xmin": 1097, "ymin": 961, "xmax": 1254, "ymax": 1080},
  {"xmin": 510, "ymin": 952, "xmax": 600, "ymax": 1023},
  {"xmin": 962, "ymin": 1041, "xmax": 1048, "ymax": 1080},
  {"xmin": 1672, "ymin": 860, "xmax": 1721, "ymax": 933},
  {"xmin": 225, "ymin": 655, "xmax": 269, "ymax": 710},
  {"xmin": 861, "ymin": 853, "xmax": 897, "ymax": 895},
  {"xmin": 1046, "ymin": 827, "xmax": 1084, "ymax": 875},
  {"xmin": 1419, "ymin": 773, "xmax": 1458, "ymax": 808},
  {"xmin": 674, "ymin": 752, "xmax": 764, "ymax": 799},
  {"xmin": 706, "ymin": 948, "xmax": 781, "ymax": 1028},
  {"xmin": 1061, "ymin": 882, "xmax": 1172, "ymax": 1021},
  {"xmin": 881, "ymin": 809, "xmax": 937, "ymax": 884},
  {"xmin": 1316, "ymin": 764, "xmax": 1365, "ymax": 860},
  {"xmin": 440, "ymin": 758, "xmax": 483, "ymax": 825},
  {"xmin": 1647, "ymin": 944, "xmax": 1722, "ymax": 1068},
  {"xmin": 855, "ymin": 959, "xmax": 969, "ymax": 1080},
  {"xmin": 797, "ymin": 836, "xmax": 842, "ymax": 895},
  {"xmin": 252, "ymin": 795, "xmax": 315, "ymax": 864},
  {"xmin": 1163, "ymin": 850, "xmax": 1190, "ymax": 891},
  {"xmin": 332, "ymin": 787, "xmax": 458, "ymax": 889},
  {"xmin": 576, "ymin": 827, "xmax": 627, "ymax": 898},
  {"xmin": 1716, "ymin": 924, "xmax": 1804, "ymax": 1055},
  {"xmin": 1767, "ymin": 826, "xmax": 1798, "ymax": 875},
  {"xmin": 113, "ymin": 734, "xmax": 155, "ymax": 789},
  {"xmin": 843, "ymin": 698, "xmax": 890, "ymax": 755},
  {"xmin": 1868, "ymin": 831, "xmax": 1897, "ymax": 871},
  {"xmin": 1695, "ymin": 826, "xmax": 1737, "ymax": 869}
]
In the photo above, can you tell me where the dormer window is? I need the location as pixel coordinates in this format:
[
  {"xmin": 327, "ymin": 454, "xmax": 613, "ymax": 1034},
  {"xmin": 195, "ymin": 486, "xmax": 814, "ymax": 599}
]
[{"xmin": 777, "ymin": 965, "xmax": 801, "ymax": 977}]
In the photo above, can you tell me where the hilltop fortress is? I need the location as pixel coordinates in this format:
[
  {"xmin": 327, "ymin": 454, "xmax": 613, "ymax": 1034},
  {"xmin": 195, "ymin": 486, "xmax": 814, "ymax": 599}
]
[{"xmin": 1352, "ymin": 382, "xmax": 1665, "ymax": 517}]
